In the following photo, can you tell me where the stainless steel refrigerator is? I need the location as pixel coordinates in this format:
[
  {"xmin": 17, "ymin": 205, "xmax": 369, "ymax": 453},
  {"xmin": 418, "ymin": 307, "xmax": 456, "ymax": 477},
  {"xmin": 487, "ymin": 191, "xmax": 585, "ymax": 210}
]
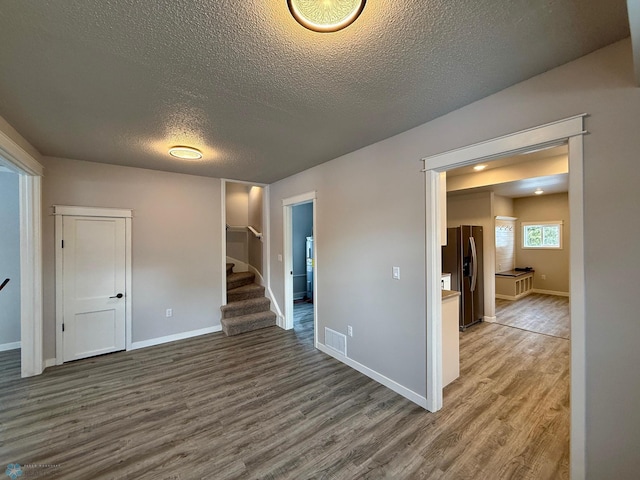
[{"xmin": 442, "ymin": 225, "xmax": 484, "ymax": 330}]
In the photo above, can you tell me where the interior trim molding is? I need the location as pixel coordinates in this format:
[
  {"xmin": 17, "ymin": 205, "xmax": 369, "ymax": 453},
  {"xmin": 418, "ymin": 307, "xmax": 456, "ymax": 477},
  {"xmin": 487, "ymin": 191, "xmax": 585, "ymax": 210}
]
[
  {"xmin": 0, "ymin": 129, "xmax": 43, "ymax": 176},
  {"xmin": 20, "ymin": 175, "xmax": 43, "ymax": 378},
  {"xmin": 422, "ymin": 114, "xmax": 587, "ymax": 171},
  {"xmin": 53, "ymin": 205, "xmax": 133, "ymax": 218}
]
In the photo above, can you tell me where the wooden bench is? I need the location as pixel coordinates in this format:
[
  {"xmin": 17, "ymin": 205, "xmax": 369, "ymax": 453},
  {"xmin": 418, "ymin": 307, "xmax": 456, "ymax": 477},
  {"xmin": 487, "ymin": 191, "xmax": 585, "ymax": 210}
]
[{"xmin": 495, "ymin": 269, "xmax": 535, "ymax": 300}]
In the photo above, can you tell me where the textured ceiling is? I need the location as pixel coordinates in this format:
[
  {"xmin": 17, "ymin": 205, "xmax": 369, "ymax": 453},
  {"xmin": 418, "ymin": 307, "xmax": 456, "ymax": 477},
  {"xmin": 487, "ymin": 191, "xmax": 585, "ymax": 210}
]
[{"xmin": 0, "ymin": 1, "xmax": 630, "ymax": 183}]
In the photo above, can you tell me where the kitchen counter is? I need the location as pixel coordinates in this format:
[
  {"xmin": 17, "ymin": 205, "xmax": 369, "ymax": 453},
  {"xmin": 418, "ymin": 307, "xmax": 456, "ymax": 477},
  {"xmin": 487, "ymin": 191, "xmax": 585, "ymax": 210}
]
[{"xmin": 442, "ymin": 289, "xmax": 460, "ymax": 300}]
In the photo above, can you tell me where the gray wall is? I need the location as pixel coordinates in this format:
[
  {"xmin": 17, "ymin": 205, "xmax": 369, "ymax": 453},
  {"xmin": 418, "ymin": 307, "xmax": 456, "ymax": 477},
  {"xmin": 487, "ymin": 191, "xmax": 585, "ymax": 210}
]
[
  {"xmin": 225, "ymin": 183, "xmax": 249, "ymax": 226},
  {"xmin": 269, "ymin": 140, "xmax": 427, "ymax": 395},
  {"xmin": 292, "ymin": 203, "xmax": 313, "ymax": 298},
  {"xmin": 514, "ymin": 193, "xmax": 570, "ymax": 293},
  {"xmin": 41, "ymin": 157, "xmax": 223, "ymax": 357},
  {"xmin": 0, "ymin": 171, "xmax": 20, "ymax": 347},
  {"xmin": 268, "ymin": 39, "xmax": 640, "ymax": 478}
]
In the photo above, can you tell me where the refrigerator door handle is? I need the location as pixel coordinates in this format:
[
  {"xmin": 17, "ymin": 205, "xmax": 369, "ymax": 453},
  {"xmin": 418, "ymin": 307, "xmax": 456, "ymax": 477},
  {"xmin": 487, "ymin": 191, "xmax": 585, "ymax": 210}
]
[{"xmin": 469, "ymin": 236, "xmax": 478, "ymax": 292}]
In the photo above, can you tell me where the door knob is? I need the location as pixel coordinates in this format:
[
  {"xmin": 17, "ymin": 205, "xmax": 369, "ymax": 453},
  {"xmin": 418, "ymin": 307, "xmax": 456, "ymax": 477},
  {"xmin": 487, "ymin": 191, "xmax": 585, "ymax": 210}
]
[{"xmin": 109, "ymin": 293, "xmax": 124, "ymax": 299}]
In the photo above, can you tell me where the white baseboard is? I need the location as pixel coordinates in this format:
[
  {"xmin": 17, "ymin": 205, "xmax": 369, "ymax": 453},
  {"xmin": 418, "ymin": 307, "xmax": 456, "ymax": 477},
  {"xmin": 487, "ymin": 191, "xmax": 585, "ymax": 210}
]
[
  {"xmin": 484, "ymin": 316, "xmax": 497, "ymax": 323},
  {"xmin": 267, "ymin": 285, "xmax": 284, "ymax": 328},
  {"xmin": 130, "ymin": 325, "xmax": 222, "ymax": 350},
  {"xmin": 316, "ymin": 342, "xmax": 427, "ymax": 409},
  {"xmin": 532, "ymin": 288, "xmax": 570, "ymax": 297},
  {"xmin": 248, "ymin": 264, "xmax": 265, "ymax": 286},
  {"xmin": 0, "ymin": 341, "xmax": 20, "ymax": 352}
]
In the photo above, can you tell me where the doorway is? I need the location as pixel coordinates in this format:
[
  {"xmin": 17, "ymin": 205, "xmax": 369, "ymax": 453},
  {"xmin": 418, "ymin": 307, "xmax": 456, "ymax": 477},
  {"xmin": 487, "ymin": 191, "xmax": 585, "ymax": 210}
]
[
  {"xmin": 282, "ymin": 192, "xmax": 317, "ymax": 345},
  {"xmin": 445, "ymin": 144, "xmax": 571, "ymax": 339},
  {"xmin": 423, "ymin": 114, "xmax": 586, "ymax": 475},
  {"xmin": 291, "ymin": 203, "xmax": 314, "ymax": 344},
  {"xmin": 0, "ymin": 137, "xmax": 43, "ymax": 378},
  {"xmin": 223, "ymin": 180, "xmax": 267, "ymax": 293},
  {"xmin": 0, "ymin": 169, "xmax": 20, "ymax": 353}
]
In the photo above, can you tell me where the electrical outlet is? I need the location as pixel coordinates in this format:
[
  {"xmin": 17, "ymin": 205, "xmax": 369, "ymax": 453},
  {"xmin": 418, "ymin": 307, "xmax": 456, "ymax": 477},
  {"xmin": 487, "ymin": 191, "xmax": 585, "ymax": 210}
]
[
  {"xmin": 348, "ymin": 325, "xmax": 353, "ymax": 337},
  {"xmin": 166, "ymin": 308, "xmax": 173, "ymax": 317},
  {"xmin": 540, "ymin": 274, "xmax": 546, "ymax": 280}
]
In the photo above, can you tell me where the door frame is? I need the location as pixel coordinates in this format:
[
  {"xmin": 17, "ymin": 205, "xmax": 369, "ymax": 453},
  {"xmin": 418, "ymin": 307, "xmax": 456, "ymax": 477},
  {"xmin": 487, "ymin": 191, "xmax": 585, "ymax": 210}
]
[
  {"xmin": 54, "ymin": 205, "xmax": 133, "ymax": 365},
  {"xmin": 282, "ymin": 191, "xmax": 317, "ymax": 340},
  {"xmin": 422, "ymin": 114, "xmax": 587, "ymax": 476},
  {"xmin": 0, "ymin": 128, "xmax": 44, "ymax": 378}
]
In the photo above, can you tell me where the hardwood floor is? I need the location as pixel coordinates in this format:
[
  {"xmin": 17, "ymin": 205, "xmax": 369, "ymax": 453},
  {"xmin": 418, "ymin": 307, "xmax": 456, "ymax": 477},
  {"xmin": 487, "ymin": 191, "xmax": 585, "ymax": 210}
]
[
  {"xmin": 0, "ymin": 310, "xmax": 568, "ymax": 479},
  {"xmin": 495, "ymin": 293, "xmax": 570, "ymax": 339}
]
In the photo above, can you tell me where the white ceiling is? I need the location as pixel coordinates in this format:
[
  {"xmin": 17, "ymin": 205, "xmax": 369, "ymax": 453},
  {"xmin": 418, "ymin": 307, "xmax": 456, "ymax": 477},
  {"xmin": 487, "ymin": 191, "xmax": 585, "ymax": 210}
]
[
  {"xmin": 0, "ymin": 1, "xmax": 631, "ymax": 183},
  {"xmin": 447, "ymin": 145, "xmax": 569, "ymax": 198}
]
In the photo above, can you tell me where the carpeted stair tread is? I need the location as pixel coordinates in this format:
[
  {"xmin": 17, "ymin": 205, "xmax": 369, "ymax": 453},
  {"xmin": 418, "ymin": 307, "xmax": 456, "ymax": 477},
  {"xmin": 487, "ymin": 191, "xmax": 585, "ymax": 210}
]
[
  {"xmin": 227, "ymin": 283, "xmax": 265, "ymax": 302},
  {"xmin": 227, "ymin": 271, "xmax": 256, "ymax": 290},
  {"xmin": 226, "ymin": 263, "xmax": 235, "ymax": 276},
  {"xmin": 221, "ymin": 297, "xmax": 271, "ymax": 319},
  {"xmin": 222, "ymin": 311, "xmax": 277, "ymax": 336}
]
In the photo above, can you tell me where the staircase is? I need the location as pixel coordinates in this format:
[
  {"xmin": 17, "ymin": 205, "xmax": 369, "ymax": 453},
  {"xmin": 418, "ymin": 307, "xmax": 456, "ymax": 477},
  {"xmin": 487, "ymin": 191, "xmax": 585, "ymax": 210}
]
[{"xmin": 221, "ymin": 263, "xmax": 276, "ymax": 336}]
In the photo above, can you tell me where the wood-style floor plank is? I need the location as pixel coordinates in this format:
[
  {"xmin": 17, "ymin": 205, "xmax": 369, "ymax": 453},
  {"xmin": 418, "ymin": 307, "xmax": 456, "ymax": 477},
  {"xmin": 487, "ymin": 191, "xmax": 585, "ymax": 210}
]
[
  {"xmin": 495, "ymin": 293, "xmax": 570, "ymax": 339},
  {"xmin": 0, "ymin": 303, "xmax": 568, "ymax": 479}
]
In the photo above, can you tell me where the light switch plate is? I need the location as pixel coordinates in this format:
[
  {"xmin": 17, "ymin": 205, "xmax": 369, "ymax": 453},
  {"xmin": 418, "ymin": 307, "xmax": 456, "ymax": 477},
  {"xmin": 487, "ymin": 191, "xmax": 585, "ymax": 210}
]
[{"xmin": 392, "ymin": 266, "xmax": 400, "ymax": 280}]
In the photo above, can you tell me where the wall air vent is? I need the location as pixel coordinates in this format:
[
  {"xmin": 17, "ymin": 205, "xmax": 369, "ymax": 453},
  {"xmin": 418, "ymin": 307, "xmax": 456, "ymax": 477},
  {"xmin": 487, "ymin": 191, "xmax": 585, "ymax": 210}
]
[{"xmin": 324, "ymin": 327, "xmax": 347, "ymax": 356}]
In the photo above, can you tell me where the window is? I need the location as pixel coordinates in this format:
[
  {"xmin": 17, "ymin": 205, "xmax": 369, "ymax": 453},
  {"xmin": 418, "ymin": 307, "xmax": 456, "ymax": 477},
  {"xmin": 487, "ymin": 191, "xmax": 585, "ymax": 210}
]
[{"xmin": 522, "ymin": 221, "xmax": 563, "ymax": 249}]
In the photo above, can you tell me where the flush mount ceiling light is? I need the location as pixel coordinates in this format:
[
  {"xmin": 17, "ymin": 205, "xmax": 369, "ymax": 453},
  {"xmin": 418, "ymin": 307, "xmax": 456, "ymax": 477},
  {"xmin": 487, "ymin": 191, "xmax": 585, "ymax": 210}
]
[
  {"xmin": 288, "ymin": 0, "xmax": 366, "ymax": 32},
  {"xmin": 473, "ymin": 165, "xmax": 487, "ymax": 171},
  {"xmin": 168, "ymin": 146, "xmax": 203, "ymax": 160},
  {"xmin": 535, "ymin": 188, "xmax": 544, "ymax": 195}
]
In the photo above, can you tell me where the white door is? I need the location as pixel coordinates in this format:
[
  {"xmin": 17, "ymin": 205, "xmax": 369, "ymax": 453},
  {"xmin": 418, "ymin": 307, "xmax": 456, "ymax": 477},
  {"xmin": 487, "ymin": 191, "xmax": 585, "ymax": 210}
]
[{"xmin": 62, "ymin": 215, "xmax": 126, "ymax": 362}]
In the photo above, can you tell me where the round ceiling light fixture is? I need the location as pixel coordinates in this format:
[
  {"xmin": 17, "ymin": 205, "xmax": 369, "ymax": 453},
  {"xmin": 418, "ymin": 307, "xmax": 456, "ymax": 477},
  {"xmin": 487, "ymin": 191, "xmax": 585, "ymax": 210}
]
[
  {"xmin": 168, "ymin": 146, "xmax": 203, "ymax": 160},
  {"xmin": 288, "ymin": 0, "xmax": 366, "ymax": 33}
]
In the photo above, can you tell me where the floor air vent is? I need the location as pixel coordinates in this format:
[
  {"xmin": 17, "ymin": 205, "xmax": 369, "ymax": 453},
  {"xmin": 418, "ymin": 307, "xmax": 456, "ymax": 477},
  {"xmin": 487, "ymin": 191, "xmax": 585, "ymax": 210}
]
[{"xmin": 325, "ymin": 327, "xmax": 347, "ymax": 356}]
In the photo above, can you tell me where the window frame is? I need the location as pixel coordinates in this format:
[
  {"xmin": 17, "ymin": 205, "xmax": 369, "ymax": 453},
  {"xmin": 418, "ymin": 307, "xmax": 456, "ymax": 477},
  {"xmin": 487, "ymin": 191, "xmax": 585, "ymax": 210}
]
[{"xmin": 521, "ymin": 220, "xmax": 564, "ymax": 249}]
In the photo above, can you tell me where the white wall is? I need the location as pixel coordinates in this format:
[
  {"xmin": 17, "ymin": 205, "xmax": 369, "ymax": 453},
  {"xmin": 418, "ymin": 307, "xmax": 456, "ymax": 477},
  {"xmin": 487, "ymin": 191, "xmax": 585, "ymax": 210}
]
[
  {"xmin": 0, "ymin": 171, "xmax": 21, "ymax": 348},
  {"xmin": 514, "ymin": 193, "xmax": 570, "ymax": 294},
  {"xmin": 269, "ymin": 38, "xmax": 640, "ymax": 478},
  {"xmin": 41, "ymin": 157, "xmax": 223, "ymax": 357}
]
